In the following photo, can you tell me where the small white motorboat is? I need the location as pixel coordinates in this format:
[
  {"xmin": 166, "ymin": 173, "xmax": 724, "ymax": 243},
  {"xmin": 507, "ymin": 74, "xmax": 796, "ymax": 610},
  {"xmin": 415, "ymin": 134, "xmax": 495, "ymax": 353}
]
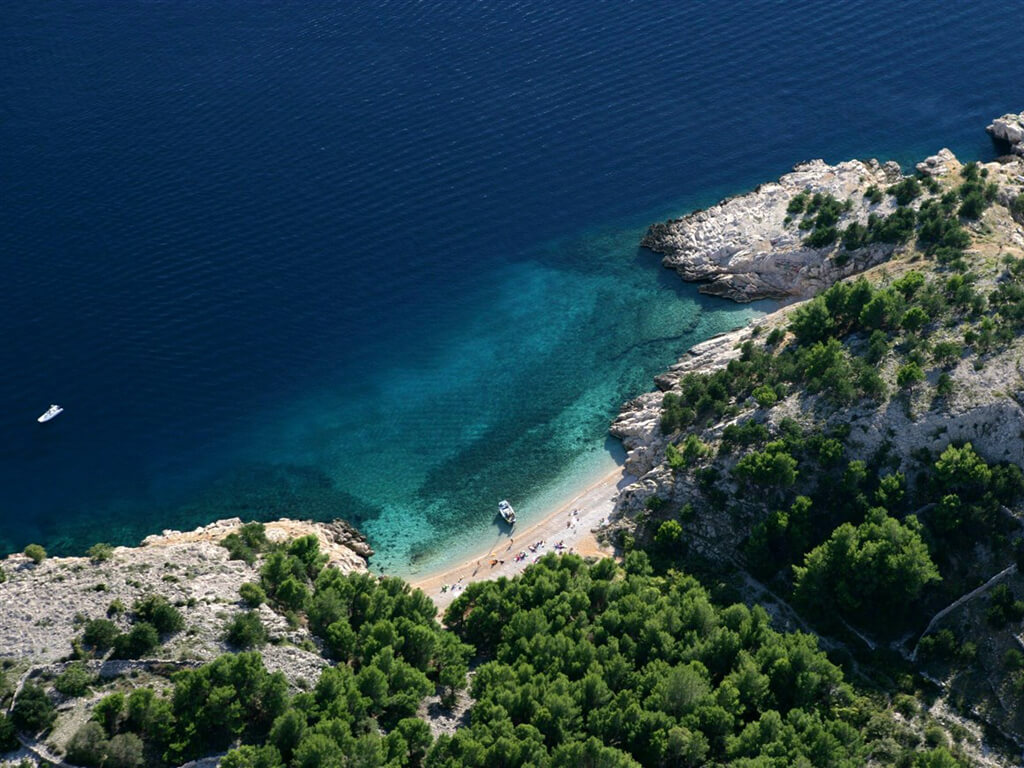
[
  {"xmin": 498, "ymin": 499, "xmax": 516, "ymax": 526},
  {"xmin": 37, "ymin": 404, "xmax": 64, "ymax": 423}
]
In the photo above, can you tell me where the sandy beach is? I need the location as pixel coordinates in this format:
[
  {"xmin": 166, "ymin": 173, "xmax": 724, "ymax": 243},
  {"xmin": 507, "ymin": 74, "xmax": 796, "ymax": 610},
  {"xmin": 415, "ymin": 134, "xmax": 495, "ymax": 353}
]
[{"xmin": 410, "ymin": 466, "xmax": 635, "ymax": 613}]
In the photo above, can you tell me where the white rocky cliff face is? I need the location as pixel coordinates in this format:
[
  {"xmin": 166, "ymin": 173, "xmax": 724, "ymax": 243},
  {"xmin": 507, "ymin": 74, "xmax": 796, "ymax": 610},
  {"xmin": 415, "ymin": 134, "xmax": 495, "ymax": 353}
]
[
  {"xmin": 641, "ymin": 158, "xmax": 906, "ymax": 301},
  {"xmin": 988, "ymin": 111, "xmax": 1024, "ymax": 156}
]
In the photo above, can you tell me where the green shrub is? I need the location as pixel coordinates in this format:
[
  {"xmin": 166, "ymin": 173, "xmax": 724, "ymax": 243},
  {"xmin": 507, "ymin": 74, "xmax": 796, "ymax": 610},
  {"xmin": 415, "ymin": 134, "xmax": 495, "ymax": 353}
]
[
  {"xmin": 91, "ymin": 693, "xmax": 124, "ymax": 734},
  {"xmin": 958, "ymin": 191, "xmax": 987, "ymax": 219},
  {"xmin": 82, "ymin": 619, "xmax": 121, "ymax": 652},
  {"xmin": 112, "ymin": 622, "xmax": 159, "ymax": 659},
  {"xmin": 733, "ymin": 442, "xmax": 798, "ymax": 487},
  {"xmin": 655, "ymin": 520, "xmax": 683, "ymax": 547},
  {"xmin": 276, "ymin": 577, "xmax": 309, "ymax": 613},
  {"xmin": 864, "ymin": 185, "xmax": 884, "ymax": 204},
  {"xmin": 866, "ymin": 330, "xmax": 889, "ymax": 364},
  {"xmin": 789, "ymin": 297, "xmax": 835, "ymax": 344},
  {"xmin": 1004, "ymin": 649, "xmax": 1024, "ymax": 671},
  {"xmin": 666, "ymin": 434, "xmax": 712, "ymax": 470},
  {"xmin": 888, "ymin": 177, "xmax": 921, "ymax": 205},
  {"xmin": 752, "ymin": 384, "xmax": 778, "ymax": 407},
  {"xmin": 936, "ymin": 373, "xmax": 954, "ymax": 397},
  {"xmin": 986, "ymin": 584, "xmax": 1024, "ymax": 628},
  {"xmin": 220, "ymin": 522, "xmax": 270, "ymax": 565},
  {"xmin": 67, "ymin": 721, "xmax": 108, "ymax": 766},
  {"xmin": 105, "ymin": 732, "xmax": 145, "ymax": 768},
  {"xmin": 240, "ymin": 581, "xmax": 267, "ymax": 607},
  {"xmin": 721, "ymin": 419, "xmax": 769, "ymax": 448},
  {"xmin": 55, "ymin": 662, "xmax": 96, "ymax": 697},
  {"xmin": 133, "ymin": 595, "xmax": 184, "ymax": 636},
  {"xmin": 869, "ymin": 207, "xmax": 917, "ymax": 243},
  {"xmin": 87, "ymin": 542, "xmax": 114, "ymax": 563},
  {"xmin": 644, "ymin": 495, "xmax": 666, "ymax": 511},
  {"xmin": 0, "ymin": 713, "xmax": 17, "ymax": 752},
  {"xmin": 1011, "ymin": 192, "xmax": 1024, "ymax": 222},
  {"xmin": 893, "ymin": 693, "xmax": 918, "ymax": 717},
  {"xmin": 787, "ymin": 191, "xmax": 809, "ymax": 213},
  {"xmin": 841, "ymin": 221, "xmax": 868, "ymax": 250},
  {"xmin": 10, "ymin": 683, "xmax": 55, "ymax": 734},
  {"xmin": 896, "ymin": 362, "xmax": 925, "ymax": 389},
  {"xmin": 805, "ymin": 225, "xmax": 838, "ymax": 248},
  {"xmin": 224, "ymin": 611, "xmax": 268, "ymax": 649},
  {"xmin": 900, "ymin": 306, "xmax": 929, "ymax": 333},
  {"xmin": 932, "ymin": 340, "xmax": 962, "ymax": 366},
  {"xmin": 23, "ymin": 544, "xmax": 46, "ymax": 564},
  {"xmin": 918, "ymin": 629, "xmax": 959, "ymax": 662},
  {"xmin": 221, "ymin": 745, "xmax": 284, "ymax": 768},
  {"xmin": 794, "ymin": 509, "xmax": 940, "ymax": 629}
]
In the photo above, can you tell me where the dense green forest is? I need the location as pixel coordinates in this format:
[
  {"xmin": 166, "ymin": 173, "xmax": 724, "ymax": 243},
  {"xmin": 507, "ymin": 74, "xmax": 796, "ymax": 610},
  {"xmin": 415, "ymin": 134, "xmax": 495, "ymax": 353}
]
[{"xmin": 0, "ymin": 554, "xmax": 971, "ymax": 768}]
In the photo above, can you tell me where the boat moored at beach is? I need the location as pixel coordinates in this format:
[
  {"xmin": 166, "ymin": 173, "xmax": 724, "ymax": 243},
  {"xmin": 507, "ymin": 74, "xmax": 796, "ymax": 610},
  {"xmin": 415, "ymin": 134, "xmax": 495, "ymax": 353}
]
[
  {"xmin": 37, "ymin": 404, "xmax": 64, "ymax": 423},
  {"xmin": 498, "ymin": 499, "xmax": 516, "ymax": 526}
]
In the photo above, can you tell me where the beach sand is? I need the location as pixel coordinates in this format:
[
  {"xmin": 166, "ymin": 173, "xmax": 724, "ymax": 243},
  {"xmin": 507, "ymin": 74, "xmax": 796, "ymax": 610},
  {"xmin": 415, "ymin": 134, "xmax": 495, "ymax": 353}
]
[{"xmin": 410, "ymin": 466, "xmax": 635, "ymax": 613}]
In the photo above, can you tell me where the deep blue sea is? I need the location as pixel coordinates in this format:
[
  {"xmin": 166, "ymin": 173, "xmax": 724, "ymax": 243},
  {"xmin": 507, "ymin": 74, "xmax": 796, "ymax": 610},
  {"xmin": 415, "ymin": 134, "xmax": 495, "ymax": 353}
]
[{"xmin": 2, "ymin": 1, "xmax": 1021, "ymax": 575}]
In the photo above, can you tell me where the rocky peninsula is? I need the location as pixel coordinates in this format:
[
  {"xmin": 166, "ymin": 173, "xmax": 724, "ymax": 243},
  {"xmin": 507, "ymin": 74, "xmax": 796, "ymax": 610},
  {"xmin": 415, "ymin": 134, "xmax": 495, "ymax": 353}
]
[
  {"xmin": 610, "ymin": 118, "xmax": 1024, "ymax": 758},
  {"xmin": 0, "ymin": 518, "xmax": 369, "ymax": 674},
  {"xmin": 641, "ymin": 157, "xmax": 905, "ymax": 301}
]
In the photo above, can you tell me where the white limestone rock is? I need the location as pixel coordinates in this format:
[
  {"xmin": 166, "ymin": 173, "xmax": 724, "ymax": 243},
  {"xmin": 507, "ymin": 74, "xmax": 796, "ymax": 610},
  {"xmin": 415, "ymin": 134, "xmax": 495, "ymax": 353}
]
[
  {"xmin": 988, "ymin": 111, "xmax": 1024, "ymax": 156},
  {"xmin": 916, "ymin": 148, "xmax": 960, "ymax": 177},
  {"xmin": 642, "ymin": 158, "xmax": 908, "ymax": 302}
]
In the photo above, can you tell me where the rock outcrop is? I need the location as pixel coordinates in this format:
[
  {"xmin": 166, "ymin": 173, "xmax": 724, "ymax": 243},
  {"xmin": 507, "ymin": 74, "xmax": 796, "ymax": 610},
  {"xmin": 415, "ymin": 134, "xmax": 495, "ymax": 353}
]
[
  {"xmin": 915, "ymin": 148, "xmax": 961, "ymax": 177},
  {"xmin": 641, "ymin": 158, "xmax": 905, "ymax": 302},
  {"xmin": 0, "ymin": 518, "xmax": 369, "ymax": 675},
  {"xmin": 988, "ymin": 111, "xmax": 1024, "ymax": 156},
  {"xmin": 610, "ymin": 322, "xmax": 771, "ymax": 479}
]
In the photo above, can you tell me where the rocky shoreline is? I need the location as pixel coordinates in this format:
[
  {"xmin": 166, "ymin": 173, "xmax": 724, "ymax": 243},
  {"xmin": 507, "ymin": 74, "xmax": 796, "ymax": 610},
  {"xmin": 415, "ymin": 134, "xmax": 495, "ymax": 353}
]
[
  {"xmin": 641, "ymin": 157, "xmax": 905, "ymax": 302},
  {"xmin": 615, "ymin": 134, "xmax": 1024, "ymax": 519},
  {"xmin": 0, "ymin": 518, "xmax": 369, "ymax": 678},
  {"xmin": 988, "ymin": 111, "xmax": 1024, "ymax": 157}
]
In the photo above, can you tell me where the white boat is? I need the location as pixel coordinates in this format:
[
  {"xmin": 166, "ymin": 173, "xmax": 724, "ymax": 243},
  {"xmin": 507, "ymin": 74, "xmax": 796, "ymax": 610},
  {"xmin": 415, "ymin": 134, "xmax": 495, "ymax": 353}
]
[
  {"xmin": 37, "ymin": 404, "xmax": 64, "ymax": 423},
  {"xmin": 498, "ymin": 499, "xmax": 516, "ymax": 526}
]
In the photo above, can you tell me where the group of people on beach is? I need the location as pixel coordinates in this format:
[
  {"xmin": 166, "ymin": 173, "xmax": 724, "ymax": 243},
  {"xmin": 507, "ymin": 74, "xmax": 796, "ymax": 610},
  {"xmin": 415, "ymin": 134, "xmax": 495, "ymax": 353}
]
[
  {"xmin": 434, "ymin": 500, "xmax": 595, "ymax": 598},
  {"xmin": 439, "ymin": 577, "xmax": 464, "ymax": 595}
]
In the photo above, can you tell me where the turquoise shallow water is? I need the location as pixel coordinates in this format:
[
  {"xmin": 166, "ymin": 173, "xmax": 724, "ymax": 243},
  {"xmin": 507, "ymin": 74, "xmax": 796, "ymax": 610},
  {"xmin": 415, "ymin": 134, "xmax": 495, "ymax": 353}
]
[
  {"xmin": 231, "ymin": 225, "xmax": 770, "ymax": 575},
  {"xmin": 2, "ymin": 0, "xmax": 1022, "ymax": 569}
]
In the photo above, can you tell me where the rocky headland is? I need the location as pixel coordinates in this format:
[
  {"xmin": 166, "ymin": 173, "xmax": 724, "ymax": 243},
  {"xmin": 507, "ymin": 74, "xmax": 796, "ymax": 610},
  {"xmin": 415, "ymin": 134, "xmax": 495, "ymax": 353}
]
[
  {"xmin": 0, "ymin": 518, "xmax": 369, "ymax": 677},
  {"xmin": 610, "ymin": 119, "xmax": 1024, "ymax": 756},
  {"xmin": 641, "ymin": 157, "xmax": 905, "ymax": 301}
]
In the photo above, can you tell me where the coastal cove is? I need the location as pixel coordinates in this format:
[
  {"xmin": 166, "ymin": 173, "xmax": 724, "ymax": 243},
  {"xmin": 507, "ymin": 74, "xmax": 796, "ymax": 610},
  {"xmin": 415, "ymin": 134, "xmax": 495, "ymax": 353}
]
[{"xmin": 4, "ymin": 0, "xmax": 1024, "ymax": 582}]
